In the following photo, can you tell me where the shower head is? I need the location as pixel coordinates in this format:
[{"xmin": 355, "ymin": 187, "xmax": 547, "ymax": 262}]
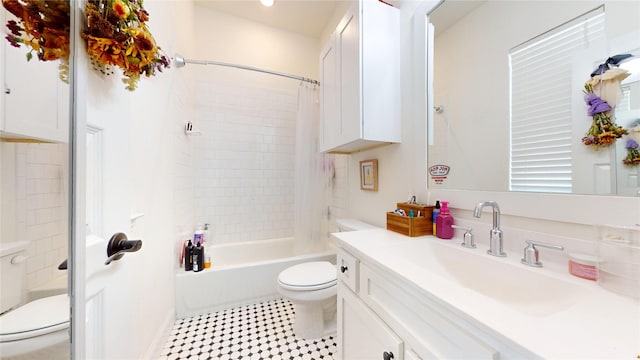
[{"xmin": 174, "ymin": 54, "xmax": 186, "ymax": 68}]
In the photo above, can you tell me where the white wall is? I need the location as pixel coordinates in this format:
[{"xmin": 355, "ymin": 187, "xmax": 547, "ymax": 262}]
[
  {"xmin": 193, "ymin": 6, "xmax": 321, "ymax": 88},
  {"xmin": 337, "ymin": 0, "xmax": 434, "ymax": 228}
]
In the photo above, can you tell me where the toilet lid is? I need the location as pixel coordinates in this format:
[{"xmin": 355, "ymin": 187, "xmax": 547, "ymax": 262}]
[
  {"xmin": 278, "ymin": 261, "xmax": 337, "ymax": 290},
  {"xmin": 0, "ymin": 294, "xmax": 69, "ymax": 342}
]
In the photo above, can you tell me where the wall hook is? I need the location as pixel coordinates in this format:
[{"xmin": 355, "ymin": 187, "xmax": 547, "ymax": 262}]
[{"xmin": 184, "ymin": 121, "xmax": 202, "ymax": 136}]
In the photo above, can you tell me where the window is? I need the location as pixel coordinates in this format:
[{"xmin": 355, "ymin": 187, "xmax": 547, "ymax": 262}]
[{"xmin": 509, "ymin": 7, "xmax": 605, "ymax": 193}]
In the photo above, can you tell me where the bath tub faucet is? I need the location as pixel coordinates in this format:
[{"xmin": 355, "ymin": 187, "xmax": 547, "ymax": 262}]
[{"xmin": 473, "ymin": 201, "xmax": 506, "ymax": 257}]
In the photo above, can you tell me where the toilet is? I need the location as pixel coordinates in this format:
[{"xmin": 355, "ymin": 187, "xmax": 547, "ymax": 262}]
[
  {"xmin": 277, "ymin": 219, "xmax": 377, "ymax": 339},
  {"xmin": 0, "ymin": 241, "xmax": 69, "ymax": 358}
]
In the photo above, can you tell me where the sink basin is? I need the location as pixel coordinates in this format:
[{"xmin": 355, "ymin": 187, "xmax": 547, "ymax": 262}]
[{"xmin": 386, "ymin": 239, "xmax": 589, "ymax": 316}]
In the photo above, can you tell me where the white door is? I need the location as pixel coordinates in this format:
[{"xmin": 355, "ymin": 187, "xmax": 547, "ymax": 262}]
[{"xmin": 70, "ymin": 5, "xmax": 140, "ymax": 357}]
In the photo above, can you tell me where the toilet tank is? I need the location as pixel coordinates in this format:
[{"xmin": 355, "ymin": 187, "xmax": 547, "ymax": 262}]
[
  {"xmin": 0, "ymin": 241, "xmax": 29, "ymax": 314},
  {"xmin": 335, "ymin": 219, "xmax": 378, "ymax": 232}
]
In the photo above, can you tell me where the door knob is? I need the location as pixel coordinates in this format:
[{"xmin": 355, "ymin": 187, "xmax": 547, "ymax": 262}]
[{"xmin": 105, "ymin": 232, "xmax": 142, "ymax": 265}]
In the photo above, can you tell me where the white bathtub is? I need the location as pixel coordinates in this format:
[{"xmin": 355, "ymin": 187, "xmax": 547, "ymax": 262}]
[{"xmin": 175, "ymin": 237, "xmax": 336, "ymax": 319}]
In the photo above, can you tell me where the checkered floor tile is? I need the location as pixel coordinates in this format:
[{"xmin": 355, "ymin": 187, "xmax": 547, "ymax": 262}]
[{"xmin": 159, "ymin": 298, "xmax": 337, "ymax": 360}]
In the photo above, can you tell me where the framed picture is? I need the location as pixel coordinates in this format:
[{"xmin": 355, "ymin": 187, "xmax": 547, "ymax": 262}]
[{"xmin": 360, "ymin": 159, "xmax": 378, "ymax": 191}]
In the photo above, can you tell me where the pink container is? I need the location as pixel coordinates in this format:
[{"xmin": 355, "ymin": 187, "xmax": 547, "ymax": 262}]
[{"xmin": 568, "ymin": 253, "xmax": 600, "ymax": 281}]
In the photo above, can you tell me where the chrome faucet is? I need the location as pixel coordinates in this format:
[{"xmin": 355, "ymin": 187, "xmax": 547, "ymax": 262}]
[{"xmin": 473, "ymin": 201, "xmax": 506, "ymax": 257}]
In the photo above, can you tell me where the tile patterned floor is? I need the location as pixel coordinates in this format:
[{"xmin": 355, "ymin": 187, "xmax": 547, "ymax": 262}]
[{"xmin": 159, "ymin": 298, "xmax": 337, "ymax": 360}]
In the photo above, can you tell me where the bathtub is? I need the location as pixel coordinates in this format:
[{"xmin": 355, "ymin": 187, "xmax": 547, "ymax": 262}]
[{"xmin": 175, "ymin": 237, "xmax": 336, "ymax": 319}]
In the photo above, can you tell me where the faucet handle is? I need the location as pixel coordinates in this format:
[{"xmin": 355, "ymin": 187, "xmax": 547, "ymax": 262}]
[
  {"xmin": 452, "ymin": 225, "xmax": 475, "ymax": 248},
  {"xmin": 520, "ymin": 240, "xmax": 564, "ymax": 267}
]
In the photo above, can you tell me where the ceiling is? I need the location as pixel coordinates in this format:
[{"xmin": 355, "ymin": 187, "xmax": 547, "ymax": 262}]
[{"xmin": 195, "ymin": 0, "xmax": 348, "ymax": 38}]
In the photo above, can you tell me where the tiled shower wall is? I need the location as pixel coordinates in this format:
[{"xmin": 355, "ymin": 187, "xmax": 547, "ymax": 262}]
[
  {"xmin": 192, "ymin": 79, "xmax": 349, "ymax": 244},
  {"xmin": 194, "ymin": 81, "xmax": 297, "ymax": 243},
  {"xmin": 1, "ymin": 142, "xmax": 68, "ymax": 291}
]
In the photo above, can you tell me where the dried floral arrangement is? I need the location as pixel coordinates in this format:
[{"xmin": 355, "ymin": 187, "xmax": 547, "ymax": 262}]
[
  {"xmin": 2, "ymin": 0, "xmax": 70, "ymax": 82},
  {"xmin": 623, "ymin": 122, "xmax": 640, "ymax": 167},
  {"xmin": 622, "ymin": 138, "xmax": 640, "ymax": 167},
  {"xmin": 82, "ymin": 0, "xmax": 170, "ymax": 90},
  {"xmin": 581, "ymin": 67, "xmax": 629, "ymax": 149}
]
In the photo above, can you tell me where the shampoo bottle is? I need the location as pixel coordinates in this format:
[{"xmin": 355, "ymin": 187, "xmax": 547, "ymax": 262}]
[
  {"xmin": 432, "ymin": 200, "xmax": 441, "ymax": 235},
  {"xmin": 184, "ymin": 240, "xmax": 194, "ymax": 271},
  {"xmin": 194, "ymin": 225, "xmax": 204, "ymax": 246},
  {"xmin": 436, "ymin": 201, "xmax": 454, "ymax": 239},
  {"xmin": 193, "ymin": 242, "xmax": 204, "ymax": 272}
]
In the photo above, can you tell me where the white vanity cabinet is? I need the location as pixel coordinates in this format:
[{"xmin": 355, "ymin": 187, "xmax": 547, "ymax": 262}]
[
  {"xmin": 319, "ymin": 0, "xmax": 401, "ymax": 154},
  {"xmin": 337, "ymin": 247, "xmax": 531, "ymax": 360},
  {"xmin": 338, "ymin": 248, "xmax": 403, "ymax": 360},
  {"xmin": 1, "ymin": 11, "xmax": 69, "ymax": 143}
]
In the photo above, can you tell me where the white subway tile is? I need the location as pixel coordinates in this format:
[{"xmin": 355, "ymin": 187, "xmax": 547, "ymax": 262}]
[{"xmin": 26, "ymin": 254, "xmax": 44, "ymax": 274}]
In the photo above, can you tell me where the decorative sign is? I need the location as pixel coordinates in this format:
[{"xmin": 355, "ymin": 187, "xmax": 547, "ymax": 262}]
[{"xmin": 429, "ymin": 164, "xmax": 450, "ymax": 184}]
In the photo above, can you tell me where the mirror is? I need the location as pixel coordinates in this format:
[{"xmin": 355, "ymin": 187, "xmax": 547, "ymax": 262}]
[
  {"xmin": 1, "ymin": 1, "xmax": 71, "ymax": 357},
  {"xmin": 427, "ymin": 0, "xmax": 640, "ymax": 196}
]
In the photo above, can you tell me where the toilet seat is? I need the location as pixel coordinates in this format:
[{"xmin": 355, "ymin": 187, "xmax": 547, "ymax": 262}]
[
  {"xmin": 0, "ymin": 294, "xmax": 69, "ymax": 342},
  {"xmin": 278, "ymin": 261, "xmax": 337, "ymax": 291}
]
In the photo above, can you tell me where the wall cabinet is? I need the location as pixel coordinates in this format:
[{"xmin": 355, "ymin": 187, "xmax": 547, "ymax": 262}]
[
  {"xmin": 1, "ymin": 11, "xmax": 69, "ymax": 143},
  {"xmin": 319, "ymin": 0, "xmax": 401, "ymax": 154},
  {"xmin": 337, "ymin": 247, "xmax": 531, "ymax": 360}
]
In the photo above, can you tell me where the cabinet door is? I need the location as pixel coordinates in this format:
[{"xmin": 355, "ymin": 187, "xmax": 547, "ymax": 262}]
[
  {"xmin": 2, "ymin": 12, "xmax": 69, "ymax": 143},
  {"xmin": 319, "ymin": 34, "xmax": 338, "ymax": 152},
  {"xmin": 338, "ymin": 282, "xmax": 403, "ymax": 360},
  {"xmin": 336, "ymin": 4, "xmax": 361, "ymax": 146},
  {"xmin": 361, "ymin": 0, "xmax": 401, "ymax": 143}
]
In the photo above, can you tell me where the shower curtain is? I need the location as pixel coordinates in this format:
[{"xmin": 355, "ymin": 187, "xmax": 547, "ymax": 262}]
[{"xmin": 293, "ymin": 83, "xmax": 326, "ymax": 255}]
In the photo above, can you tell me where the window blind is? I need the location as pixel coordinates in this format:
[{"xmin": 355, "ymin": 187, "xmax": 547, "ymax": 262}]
[{"xmin": 509, "ymin": 7, "xmax": 605, "ymax": 193}]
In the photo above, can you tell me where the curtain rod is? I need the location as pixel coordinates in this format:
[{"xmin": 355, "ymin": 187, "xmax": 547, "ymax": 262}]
[{"xmin": 173, "ymin": 54, "xmax": 320, "ymax": 86}]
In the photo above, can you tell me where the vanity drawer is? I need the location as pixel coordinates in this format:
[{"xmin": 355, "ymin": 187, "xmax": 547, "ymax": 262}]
[{"xmin": 337, "ymin": 249, "xmax": 359, "ymax": 293}]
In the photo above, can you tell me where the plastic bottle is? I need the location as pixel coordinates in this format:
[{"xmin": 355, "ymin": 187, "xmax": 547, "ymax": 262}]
[
  {"xmin": 436, "ymin": 201, "xmax": 454, "ymax": 239},
  {"xmin": 193, "ymin": 242, "xmax": 204, "ymax": 272},
  {"xmin": 203, "ymin": 223, "xmax": 211, "ymax": 244},
  {"xmin": 194, "ymin": 225, "xmax": 204, "ymax": 246},
  {"xmin": 184, "ymin": 240, "xmax": 194, "ymax": 271},
  {"xmin": 432, "ymin": 200, "xmax": 441, "ymax": 235}
]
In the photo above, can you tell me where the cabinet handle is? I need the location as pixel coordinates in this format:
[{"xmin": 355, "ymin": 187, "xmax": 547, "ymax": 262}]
[
  {"xmin": 340, "ymin": 265, "xmax": 348, "ymax": 273},
  {"xmin": 4, "ymin": 87, "xmax": 10, "ymax": 94},
  {"xmin": 383, "ymin": 351, "xmax": 394, "ymax": 360}
]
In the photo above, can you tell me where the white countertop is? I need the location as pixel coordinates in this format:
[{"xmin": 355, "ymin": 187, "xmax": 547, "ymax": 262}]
[{"xmin": 334, "ymin": 228, "xmax": 640, "ymax": 359}]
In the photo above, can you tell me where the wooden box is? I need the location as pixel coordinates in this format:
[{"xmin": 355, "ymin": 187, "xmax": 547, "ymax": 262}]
[{"xmin": 386, "ymin": 203, "xmax": 434, "ymax": 237}]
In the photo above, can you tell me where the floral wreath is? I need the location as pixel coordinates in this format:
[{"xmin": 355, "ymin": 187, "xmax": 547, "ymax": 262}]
[
  {"xmin": 82, "ymin": 0, "xmax": 170, "ymax": 90},
  {"xmin": 582, "ymin": 54, "xmax": 639, "ymax": 167},
  {"xmin": 2, "ymin": 0, "xmax": 70, "ymax": 82},
  {"xmin": 3, "ymin": 0, "xmax": 169, "ymax": 90}
]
